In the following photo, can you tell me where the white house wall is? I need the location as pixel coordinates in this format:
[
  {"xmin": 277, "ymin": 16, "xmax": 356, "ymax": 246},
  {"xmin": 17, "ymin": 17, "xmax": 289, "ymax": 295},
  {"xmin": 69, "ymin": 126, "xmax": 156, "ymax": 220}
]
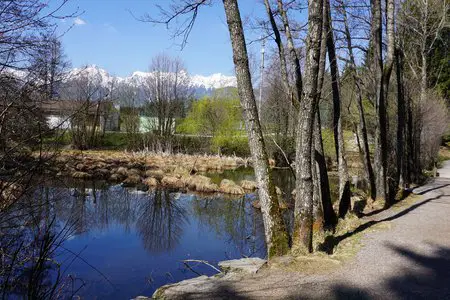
[{"xmin": 46, "ymin": 115, "xmax": 71, "ymax": 130}]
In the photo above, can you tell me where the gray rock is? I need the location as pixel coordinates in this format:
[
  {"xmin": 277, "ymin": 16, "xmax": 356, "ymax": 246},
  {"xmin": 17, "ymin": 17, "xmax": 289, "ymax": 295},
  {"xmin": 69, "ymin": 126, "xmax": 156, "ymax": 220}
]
[
  {"xmin": 218, "ymin": 257, "xmax": 267, "ymax": 274},
  {"xmin": 152, "ymin": 276, "xmax": 210, "ymax": 298}
]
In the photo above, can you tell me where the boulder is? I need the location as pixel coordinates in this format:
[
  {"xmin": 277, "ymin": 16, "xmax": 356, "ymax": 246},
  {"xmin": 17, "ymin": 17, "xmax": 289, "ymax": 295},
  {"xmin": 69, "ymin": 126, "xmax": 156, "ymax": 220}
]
[{"xmin": 218, "ymin": 258, "xmax": 267, "ymax": 274}]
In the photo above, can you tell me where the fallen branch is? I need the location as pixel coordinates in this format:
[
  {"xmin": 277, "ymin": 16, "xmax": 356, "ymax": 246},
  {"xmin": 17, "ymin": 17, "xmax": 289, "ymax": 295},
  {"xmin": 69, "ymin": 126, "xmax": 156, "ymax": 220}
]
[{"xmin": 181, "ymin": 259, "xmax": 222, "ymax": 274}]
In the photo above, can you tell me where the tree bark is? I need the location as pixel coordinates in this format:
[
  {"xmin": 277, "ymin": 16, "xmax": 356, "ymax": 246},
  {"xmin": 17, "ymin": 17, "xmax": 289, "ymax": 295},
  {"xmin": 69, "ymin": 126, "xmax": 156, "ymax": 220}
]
[
  {"xmin": 292, "ymin": 0, "xmax": 324, "ymax": 253},
  {"xmin": 371, "ymin": 0, "xmax": 388, "ymax": 203},
  {"xmin": 324, "ymin": 0, "xmax": 351, "ymax": 218},
  {"xmin": 395, "ymin": 47, "xmax": 406, "ymax": 189},
  {"xmin": 383, "ymin": 0, "xmax": 396, "ymax": 204},
  {"xmin": 223, "ymin": 0, "xmax": 289, "ymax": 258},
  {"xmin": 315, "ymin": 1, "xmax": 337, "ymax": 229}
]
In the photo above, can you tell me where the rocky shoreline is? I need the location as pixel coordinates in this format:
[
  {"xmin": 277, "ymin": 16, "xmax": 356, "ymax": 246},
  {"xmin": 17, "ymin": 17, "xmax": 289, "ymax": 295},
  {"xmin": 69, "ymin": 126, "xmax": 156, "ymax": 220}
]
[{"xmin": 133, "ymin": 257, "xmax": 268, "ymax": 300}]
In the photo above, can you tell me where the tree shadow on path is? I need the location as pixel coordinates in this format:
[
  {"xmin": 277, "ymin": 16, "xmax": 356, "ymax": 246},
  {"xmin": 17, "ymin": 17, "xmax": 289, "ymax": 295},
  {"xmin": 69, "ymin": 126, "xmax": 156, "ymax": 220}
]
[
  {"xmin": 319, "ymin": 193, "xmax": 444, "ymax": 254},
  {"xmin": 328, "ymin": 243, "xmax": 450, "ymax": 299}
]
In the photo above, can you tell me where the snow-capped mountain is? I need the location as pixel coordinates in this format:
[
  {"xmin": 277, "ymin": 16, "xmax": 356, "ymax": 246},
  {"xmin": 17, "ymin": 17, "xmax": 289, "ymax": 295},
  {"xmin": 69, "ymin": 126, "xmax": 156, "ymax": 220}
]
[
  {"xmin": 68, "ymin": 65, "xmax": 237, "ymax": 90},
  {"xmin": 191, "ymin": 73, "xmax": 237, "ymax": 89}
]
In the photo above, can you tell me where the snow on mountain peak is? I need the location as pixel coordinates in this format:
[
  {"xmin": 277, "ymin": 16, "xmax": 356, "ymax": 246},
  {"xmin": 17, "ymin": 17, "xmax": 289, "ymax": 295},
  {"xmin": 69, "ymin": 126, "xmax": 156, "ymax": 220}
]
[
  {"xmin": 69, "ymin": 65, "xmax": 237, "ymax": 90},
  {"xmin": 191, "ymin": 73, "xmax": 237, "ymax": 89}
]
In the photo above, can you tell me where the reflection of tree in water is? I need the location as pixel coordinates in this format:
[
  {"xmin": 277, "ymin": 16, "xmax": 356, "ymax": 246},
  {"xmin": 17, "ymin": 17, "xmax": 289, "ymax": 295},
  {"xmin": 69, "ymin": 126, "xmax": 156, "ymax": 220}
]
[
  {"xmin": 136, "ymin": 189, "xmax": 189, "ymax": 253},
  {"xmin": 191, "ymin": 195, "xmax": 266, "ymax": 258},
  {"xmin": 0, "ymin": 186, "xmax": 77, "ymax": 298},
  {"xmin": 50, "ymin": 183, "xmax": 189, "ymax": 253}
]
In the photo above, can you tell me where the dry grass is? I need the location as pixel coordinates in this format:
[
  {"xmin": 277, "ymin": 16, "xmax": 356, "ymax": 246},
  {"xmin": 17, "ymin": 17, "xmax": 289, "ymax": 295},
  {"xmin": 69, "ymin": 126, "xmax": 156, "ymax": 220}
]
[
  {"xmin": 219, "ymin": 179, "xmax": 245, "ymax": 195},
  {"xmin": 281, "ymin": 193, "xmax": 421, "ymax": 275},
  {"xmin": 143, "ymin": 177, "xmax": 158, "ymax": 187},
  {"xmin": 182, "ymin": 175, "xmax": 219, "ymax": 193},
  {"xmin": 52, "ymin": 150, "xmax": 248, "ymax": 173},
  {"xmin": 240, "ymin": 180, "xmax": 258, "ymax": 191},
  {"xmin": 161, "ymin": 176, "xmax": 185, "ymax": 189},
  {"xmin": 71, "ymin": 171, "xmax": 92, "ymax": 179},
  {"xmin": 0, "ymin": 181, "xmax": 23, "ymax": 210},
  {"xmin": 47, "ymin": 150, "xmax": 253, "ymax": 193},
  {"xmin": 439, "ymin": 146, "xmax": 450, "ymax": 163}
]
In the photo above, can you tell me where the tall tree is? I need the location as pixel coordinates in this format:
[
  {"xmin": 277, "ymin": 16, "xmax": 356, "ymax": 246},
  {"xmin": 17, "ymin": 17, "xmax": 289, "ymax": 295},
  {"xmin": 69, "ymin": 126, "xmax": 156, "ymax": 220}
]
[
  {"xmin": 315, "ymin": 0, "xmax": 338, "ymax": 229},
  {"xmin": 292, "ymin": 0, "xmax": 324, "ymax": 253},
  {"xmin": 324, "ymin": 0, "xmax": 351, "ymax": 218},
  {"xmin": 337, "ymin": 0, "xmax": 376, "ymax": 200},
  {"xmin": 371, "ymin": 0, "xmax": 388, "ymax": 203},
  {"xmin": 223, "ymin": 0, "xmax": 289, "ymax": 258},
  {"xmin": 28, "ymin": 35, "xmax": 71, "ymax": 100},
  {"xmin": 144, "ymin": 54, "xmax": 191, "ymax": 137}
]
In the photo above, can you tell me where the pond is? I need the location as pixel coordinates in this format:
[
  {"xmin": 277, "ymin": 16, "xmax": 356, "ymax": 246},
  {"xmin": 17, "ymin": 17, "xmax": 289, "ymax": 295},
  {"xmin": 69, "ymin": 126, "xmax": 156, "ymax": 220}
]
[{"xmin": 0, "ymin": 168, "xmax": 338, "ymax": 299}]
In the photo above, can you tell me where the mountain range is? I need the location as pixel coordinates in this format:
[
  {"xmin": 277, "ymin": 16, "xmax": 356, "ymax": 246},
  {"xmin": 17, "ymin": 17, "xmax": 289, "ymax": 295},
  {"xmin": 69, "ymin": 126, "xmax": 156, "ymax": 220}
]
[{"xmin": 69, "ymin": 65, "xmax": 237, "ymax": 91}]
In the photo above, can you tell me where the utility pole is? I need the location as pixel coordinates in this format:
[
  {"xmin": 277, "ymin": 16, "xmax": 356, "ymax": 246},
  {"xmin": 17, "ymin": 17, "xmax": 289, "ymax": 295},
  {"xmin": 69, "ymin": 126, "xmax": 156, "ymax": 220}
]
[{"xmin": 258, "ymin": 37, "xmax": 265, "ymax": 121}]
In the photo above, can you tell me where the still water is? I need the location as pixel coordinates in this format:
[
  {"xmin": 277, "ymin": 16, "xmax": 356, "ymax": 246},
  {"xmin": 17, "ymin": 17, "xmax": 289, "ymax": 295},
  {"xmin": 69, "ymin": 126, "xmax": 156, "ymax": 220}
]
[
  {"xmin": 39, "ymin": 181, "xmax": 266, "ymax": 299},
  {"xmin": 1, "ymin": 168, "xmax": 337, "ymax": 299}
]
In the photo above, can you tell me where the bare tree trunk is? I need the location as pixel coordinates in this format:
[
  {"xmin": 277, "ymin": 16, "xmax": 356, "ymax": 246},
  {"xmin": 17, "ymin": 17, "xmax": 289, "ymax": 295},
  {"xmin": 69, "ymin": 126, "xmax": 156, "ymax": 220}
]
[
  {"xmin": 315, "ymin": 2, "xmax": 337, "ymax": 229},
  {"xmin": 314, "ymin": 112, "xmax": 338, "ymax": 229},
  {"xmin": 324, "ymin": 0, "xmax": 351, "ymax": 218},
  {"xmin": 371, "ymin": 0, "xmax": 388, "ymax": 203},
  {"xmin": 277, "ymin": 0, "xmax": 302, "ymax": 106},
  {"xmin": 407, "ymin": 95, "xmax": 416, "ymax": 182},
  {"xmin": 383, "ymin": 0, "xmax": 396, "ymax": 205},
  {"xmin": 223, "ymin": 0, "xmax": 289, "ymax": 258},
  {"xmin": 395, "ymin": 47, "xmax": 406, "ymax": 189},
  {"xmin": 263, "ymin": 0, "xmax": 291, "ymax": 105},
  {"xmin": 339, "ymin": 0, "xmax": 376, "ymax": 199},
  {"xmin": 312, "ymin": 136, "xmax": 323, "ymax": 232},
  {"xmin": 292, "ymin": 0, "xmax": 324, "ymax": 253}
]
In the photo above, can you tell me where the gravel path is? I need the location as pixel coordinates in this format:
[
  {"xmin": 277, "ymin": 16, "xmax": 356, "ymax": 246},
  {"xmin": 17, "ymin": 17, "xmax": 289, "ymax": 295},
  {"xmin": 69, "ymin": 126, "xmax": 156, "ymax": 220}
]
[{"xmin": 159, "ymin": 162, "xmax": 450, "ymax": 299}]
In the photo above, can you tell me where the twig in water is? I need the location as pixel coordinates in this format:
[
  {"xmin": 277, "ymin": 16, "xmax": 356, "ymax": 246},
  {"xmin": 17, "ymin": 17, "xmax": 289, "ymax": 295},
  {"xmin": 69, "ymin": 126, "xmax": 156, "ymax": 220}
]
[{"xmin": 181, "ymin": 259, "xmax": 222, "ymax": 274}]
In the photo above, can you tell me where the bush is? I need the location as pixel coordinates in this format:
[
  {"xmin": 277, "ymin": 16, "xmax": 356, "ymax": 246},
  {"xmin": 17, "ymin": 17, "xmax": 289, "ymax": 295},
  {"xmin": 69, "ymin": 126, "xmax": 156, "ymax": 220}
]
[
  {"xmin": 99, "ymin": 132, "xmax": 130, "ymax": 149},
  {"xmin": 211, "ymin": 135, "xmax": 250, "ymax": 156},
  {"xmin": 322, "ymin": 128, "xmax": 336, "ymax": 161}
]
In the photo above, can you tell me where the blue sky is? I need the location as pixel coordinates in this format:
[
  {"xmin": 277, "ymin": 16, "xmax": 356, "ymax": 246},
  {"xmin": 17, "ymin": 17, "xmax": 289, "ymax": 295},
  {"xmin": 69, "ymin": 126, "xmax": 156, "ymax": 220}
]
[{"xmin": 55, "ymin": 0, "xmax": 270, "ymax": 77}]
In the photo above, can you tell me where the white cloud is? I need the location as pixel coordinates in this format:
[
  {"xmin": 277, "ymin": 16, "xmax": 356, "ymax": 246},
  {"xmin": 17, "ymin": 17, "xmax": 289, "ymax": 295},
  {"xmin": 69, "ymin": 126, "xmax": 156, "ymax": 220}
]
[{"xmin": 74, "ymin": 17, "xmax": 86, "ymax": 26}]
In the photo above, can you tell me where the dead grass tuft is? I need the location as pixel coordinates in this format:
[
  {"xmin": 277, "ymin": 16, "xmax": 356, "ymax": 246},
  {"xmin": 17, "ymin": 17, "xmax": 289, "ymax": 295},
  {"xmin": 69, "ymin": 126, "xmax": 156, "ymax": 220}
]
[
  {"xmin": 143, "ymin": 177, "xmax": 159, "ymax": 187},
  {"xmin": 161, "ymin": 176, "xmax": 185, "ymax": 189},
  {"xmin": 220, "ymin": 179, "xmax": 245, "ymax": 195},
  {"xmin": 240, "ymin": 180, "xmax": 258, "ymax": 191}
]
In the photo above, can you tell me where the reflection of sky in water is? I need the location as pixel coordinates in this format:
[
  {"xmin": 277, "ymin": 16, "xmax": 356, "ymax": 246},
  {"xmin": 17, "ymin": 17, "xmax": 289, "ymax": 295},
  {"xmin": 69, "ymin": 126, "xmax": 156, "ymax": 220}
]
[{"xmin": 46, "ymin": 183, "xmax": 266, "ymax": 299}]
